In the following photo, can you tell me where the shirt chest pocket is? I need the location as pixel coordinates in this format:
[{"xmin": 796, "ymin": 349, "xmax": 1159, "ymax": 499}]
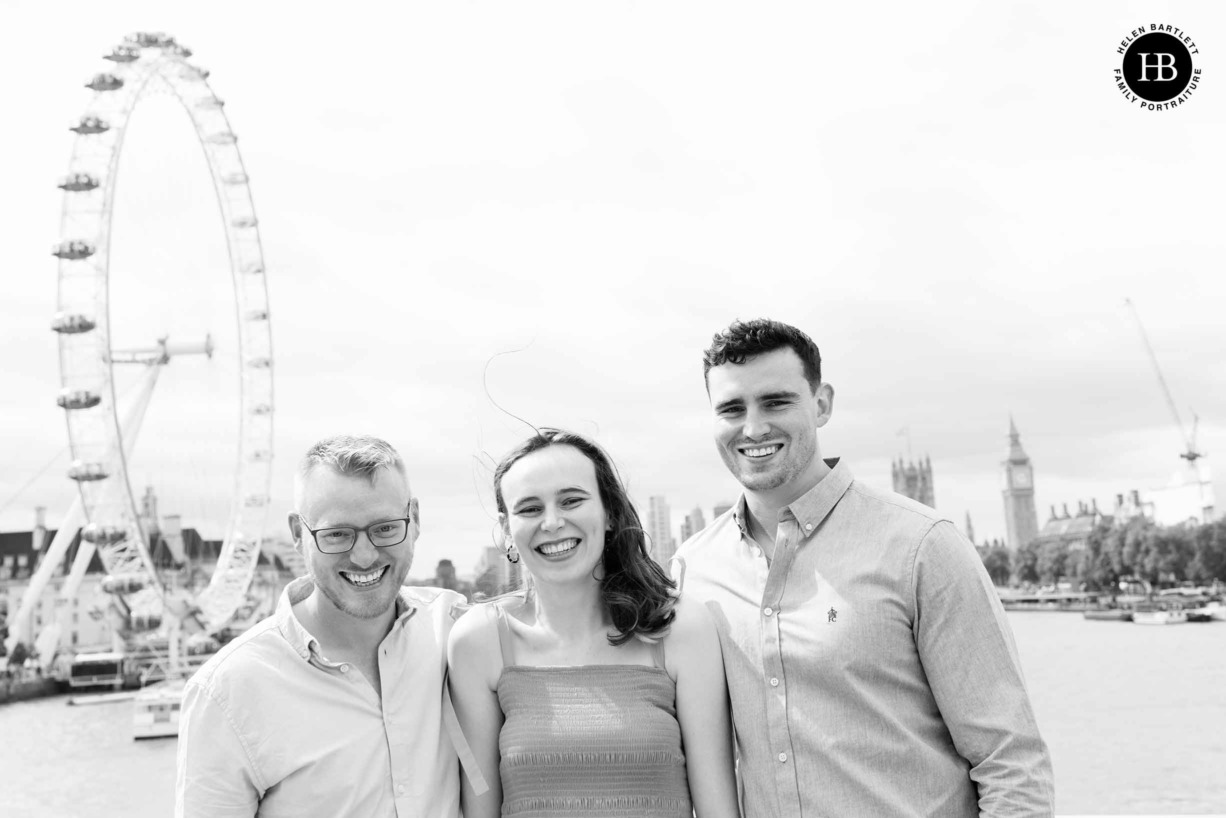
[{"xmin": 775, "ymin": 572, "xmax": 910, "ymax": 679}]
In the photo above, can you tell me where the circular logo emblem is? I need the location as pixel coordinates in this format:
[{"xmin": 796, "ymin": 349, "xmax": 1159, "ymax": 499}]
[
  {"xmin": 1114, "ymin": 25, "xmax": 1202, "ymax": 110},
  {"xmin": 1123, "ymin": 33, "xmax": 1193, "ymax": 100}
]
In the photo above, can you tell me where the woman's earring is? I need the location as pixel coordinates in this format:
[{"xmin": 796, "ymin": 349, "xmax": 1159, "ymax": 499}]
[{"xmin": 505, "ymin": 545, "xmax": 520, "ymax": 564}]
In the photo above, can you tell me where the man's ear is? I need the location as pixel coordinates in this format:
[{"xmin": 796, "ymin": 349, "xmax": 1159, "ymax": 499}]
[
  {"xmin": 288, "ymin": 513, "xmax": 304, "ymax": 554},
  {"xmin": 814, "ymin": 382, "xmax": 835, "ymax": 428},
  {"xmin": 409, "ymin": 497, "xmax": 421, "ymax": 528}
]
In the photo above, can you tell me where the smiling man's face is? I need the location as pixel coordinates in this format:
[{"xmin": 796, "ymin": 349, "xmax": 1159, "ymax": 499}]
[
  {"xmin": 291, "ymin": 465, "xmax": 416, "ymax": 622},
  {"xmin": 707, "ymin": 347, "xmax": 833, "ymax": 499}
]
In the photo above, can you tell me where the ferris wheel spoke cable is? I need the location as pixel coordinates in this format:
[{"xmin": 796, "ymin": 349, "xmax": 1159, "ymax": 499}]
[{"xmin": 0, "ymin": 368, "xmax": 160, "ymax": 517}]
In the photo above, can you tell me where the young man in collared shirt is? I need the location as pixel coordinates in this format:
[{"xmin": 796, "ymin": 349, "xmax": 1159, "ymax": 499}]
[
  {"xmin": 673, "ymin": 319, "xmax": 1055, "ymax": 818},
  {"xmin": 176, "ymin": 435, "xmax": 468, "ymax": 818}
]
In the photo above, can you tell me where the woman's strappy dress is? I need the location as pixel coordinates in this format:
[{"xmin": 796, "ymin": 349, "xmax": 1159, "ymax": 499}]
[{"xmin": 491, "ymin": 603, "xmax": 693, "ymax": 817}]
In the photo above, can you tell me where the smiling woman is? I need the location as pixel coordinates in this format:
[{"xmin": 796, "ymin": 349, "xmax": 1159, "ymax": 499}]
[{"xmin": 447, "ymin": 427, "xmax": 742, "ymax": 818}]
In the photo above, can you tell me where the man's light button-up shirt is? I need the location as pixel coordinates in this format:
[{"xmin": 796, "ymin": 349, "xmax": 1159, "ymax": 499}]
[
  {"xmin": 672, "ymin": 458, "xmax": 1055, "ymax": 818},
  {"xmin": 176, "ymin": 578, "xmax": 465, "ymax": 818}
]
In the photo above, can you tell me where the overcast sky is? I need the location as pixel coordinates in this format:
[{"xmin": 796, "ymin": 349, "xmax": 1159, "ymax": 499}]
[{"xmin": 1, "ymin": 1, "xmax": 1222, "ymax": 577}]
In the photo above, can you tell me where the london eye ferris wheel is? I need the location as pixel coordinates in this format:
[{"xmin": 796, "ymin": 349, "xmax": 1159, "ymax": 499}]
[{"xmin": 51, "ymin": 32, "xmax": 275, "ymax": 642}]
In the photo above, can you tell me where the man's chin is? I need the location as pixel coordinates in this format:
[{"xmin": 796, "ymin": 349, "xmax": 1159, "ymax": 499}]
[
  {"xmin": 320, "ymin": 584, "xmax": 398, "ymax": 620},
  {"xmin": 736, "ymin": 469, "xmax": 790, "ymax": 492}
]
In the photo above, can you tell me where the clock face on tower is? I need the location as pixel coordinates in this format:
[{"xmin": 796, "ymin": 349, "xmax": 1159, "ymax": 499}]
[{"xmin": 1011, "ymin": 465, "xmax": 1032, "ymax": 489}]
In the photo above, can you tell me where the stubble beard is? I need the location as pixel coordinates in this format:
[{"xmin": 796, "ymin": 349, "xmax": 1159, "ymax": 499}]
[
  {"xmin": 307, "ymin": 563, "xmax": 402, "ymax": 620},
  {"xmin": 722, "ymin": 435, "xmax": 817, "ymax": 494}
]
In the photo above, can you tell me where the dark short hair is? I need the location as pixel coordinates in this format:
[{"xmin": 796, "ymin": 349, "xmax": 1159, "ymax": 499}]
[
  {"xmin": 702, "ymin": 318, "xmax": 822, "ymax": 392},
  {"xmin": 493, "ymin": 428, "xmax": 677, "ymax": 646}
]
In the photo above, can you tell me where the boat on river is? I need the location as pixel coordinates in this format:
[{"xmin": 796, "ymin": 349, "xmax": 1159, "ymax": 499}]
[
  {"xmin": 132, "ymin": 677, "xmax": 185, "ymax": 740},
  {"xmin": 1083, "ymin": 608, "xmax": 1133, "ymax": 622},
  {"xmin": 1132, "ymin": 603, "xmax": 1188, "ymax": 625}
]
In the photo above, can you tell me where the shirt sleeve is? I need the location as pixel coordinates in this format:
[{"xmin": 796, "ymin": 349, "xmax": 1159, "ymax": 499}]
[
  {"xmin": 175, "ymin": 678, "xmax": 263, "ymax": 818},
  {"xmin": 912, "ymin": 520, "xmax": 1056, "ymax": 817}
]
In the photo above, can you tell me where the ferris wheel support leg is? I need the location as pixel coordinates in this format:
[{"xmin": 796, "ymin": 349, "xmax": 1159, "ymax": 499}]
[
  {"xmin": 2, "ymin": 497, "xmax": 85, "ymax": 655},
  {"xmin": 61, "ymin": 538, "xmax": 97, "ymax": 604}
]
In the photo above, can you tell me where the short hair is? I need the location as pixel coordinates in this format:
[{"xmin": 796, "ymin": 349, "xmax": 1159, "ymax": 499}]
[
  {"xmin": 294, "ymin": 435, "xmax": 407, "ymax": 505},
  {"xmin": 702, "ymin": 318, "xmax": 822, "ymax": 392},
  {"xmin": 493, "ymin": 428, "xmax": 677, "ymax": 646}
]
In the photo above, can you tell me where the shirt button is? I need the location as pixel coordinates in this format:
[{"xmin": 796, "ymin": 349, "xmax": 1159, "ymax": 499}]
[
  {"xmin": 340, "ymin": 664, "xmax": 350, "ymax": 673},
  {"xmin": 778, "ymin": 752, "xmax": 788, "ymax": 763},
  {"xmin": 770, "ymin": 677, "xmax": 779, "ymax": 687},
  {"xmin": 804, "ymin": 523, "xmax": 813, "ymax": 531},
  {"xmin": 763, "ymin": 607, "xmax": 774, "ymax": 617},
  {"xmin": 751, "ymin": 546, "xmax": 762, "ymax": 558},
  {"xmin": 396, "ymin": 783, "xmax": 405, "ymax": 795}
]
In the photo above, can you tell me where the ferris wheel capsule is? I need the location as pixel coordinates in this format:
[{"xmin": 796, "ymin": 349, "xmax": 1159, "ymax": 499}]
[
  {"xmin": 57, "ymin": 388, "xmax": 103, "ymax": 410},
  {"xmin": 58, "ymin": 173, "xmax": 101, "ymax": 192},
  {"xmin": 52, "ymin": 240, "xmax": 95, "ymax": 260},
  {"xmin": 68, "ymin": 461, "xmax": 110, "ymax": 482},
  {"xmin": 85, "ymin": 73, "xmax": 124, "ymax": 92},
  {"xmin": 81, "ymin": 523, "xmax": 129, "ymax": 545},
  {"xmin": 101, "ymin": 574, "xmax": 147, "ymax": 595},
  {"xmin": 205, "ymin": 132, "xmax": 237, "ymax": 145},
  {"xmin": 196, "ymin": 97, "xmax": 224, "ymax": 110},
  {"xmin": 51, "ymin": 312, "xmax": 97, "ymax": 334},
  {"xmin": 231, "ymin": 216, "xmax": 257, "ymax": 229},
  {"xmin": 103, "ymin": 45, "xmax": 140, "ymax": 64},
  {"xmin": 127, "ymin": 31, "xmax": 174, "ymax": 48},
  {"xmin": 69, "ymin": 116, "xmax": 110, "ymax": 135},
  {"xmin": 127, "ymin": 613, "xmax": 163, "ymax": 632}
]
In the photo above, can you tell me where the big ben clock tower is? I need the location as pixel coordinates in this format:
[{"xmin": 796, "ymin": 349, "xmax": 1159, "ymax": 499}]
[{"xmin": 1002, "ymin": 417, "xmax": 1039, "ymax": 551}]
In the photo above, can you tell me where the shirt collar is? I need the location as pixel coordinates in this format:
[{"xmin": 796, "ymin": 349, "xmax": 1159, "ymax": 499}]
[
  {"xmin": 732, "ymin": 457, "xmax": 854, "ymax": 539},
  {"xmin": 274, "ymin": 575, "xmax": 419, "ymax": 661}
]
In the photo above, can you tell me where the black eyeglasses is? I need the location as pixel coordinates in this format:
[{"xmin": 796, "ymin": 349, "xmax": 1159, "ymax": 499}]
[{"xmin": 298, "ymin": 516, "xmax": 413, "ymax": 554}]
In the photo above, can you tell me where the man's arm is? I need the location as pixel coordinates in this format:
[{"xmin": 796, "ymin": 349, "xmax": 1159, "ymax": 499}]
[
  {"xmin": 912, "ymin": 520, "xmax": 1056, "ymax": 817},
  {"xmin": 175, "ymin": 678, "xmax": 262, "ymax": 818}
]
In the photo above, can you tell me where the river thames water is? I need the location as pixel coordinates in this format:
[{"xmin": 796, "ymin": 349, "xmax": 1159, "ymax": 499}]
[{"xmin": 2, "ymin": 611, "xmax": 1225, "ymax": 817}]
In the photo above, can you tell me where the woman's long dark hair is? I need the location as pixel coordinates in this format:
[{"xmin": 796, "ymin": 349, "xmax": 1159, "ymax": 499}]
[{"xmin": 494, "ymin": 428, "xmax": 677, "ymax": 646}]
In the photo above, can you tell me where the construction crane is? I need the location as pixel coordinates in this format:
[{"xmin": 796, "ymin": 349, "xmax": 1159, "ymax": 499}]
[{"xmin": 1123, "ymin": 298, "xmax": 1203, "ymax": 464}]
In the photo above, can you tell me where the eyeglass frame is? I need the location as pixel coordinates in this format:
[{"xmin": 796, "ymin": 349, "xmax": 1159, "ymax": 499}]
[{"xmin": 294, "ymin": 512, "xmax": 415, "ymax": 554}]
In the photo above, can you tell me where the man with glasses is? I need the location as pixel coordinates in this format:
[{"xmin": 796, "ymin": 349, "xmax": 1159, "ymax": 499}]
[{"xmin": 176, "ymin": 435, "xmax": 470, "ymax": 817}]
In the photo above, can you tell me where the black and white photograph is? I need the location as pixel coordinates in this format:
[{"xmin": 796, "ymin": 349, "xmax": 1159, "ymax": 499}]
[{"xmin": 1, "ymin": 2, "xmax": 1223, "ymax": 816}]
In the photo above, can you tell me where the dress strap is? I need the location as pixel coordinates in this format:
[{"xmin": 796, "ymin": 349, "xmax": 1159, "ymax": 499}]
[
  {"xmin": 491, "ymin": 601, "xmax": 517, "ymax": 667},
  {"xmin": 648, "ymin": 635, "xmax": 666, "ymax": 670}
]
